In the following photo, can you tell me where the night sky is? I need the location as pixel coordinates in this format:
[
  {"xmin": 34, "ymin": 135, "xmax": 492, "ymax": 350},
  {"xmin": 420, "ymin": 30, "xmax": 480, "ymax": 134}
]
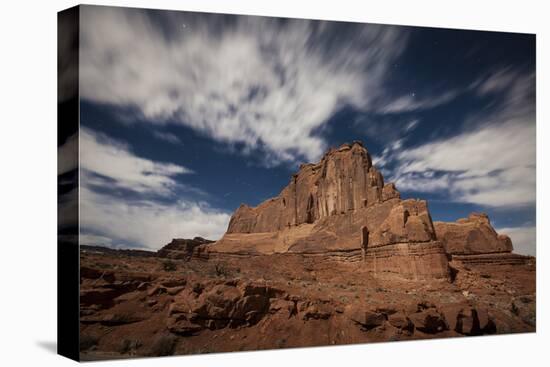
[{"xmin": 74, "ymin": 5, "xmax": 536, "ymax": 255}]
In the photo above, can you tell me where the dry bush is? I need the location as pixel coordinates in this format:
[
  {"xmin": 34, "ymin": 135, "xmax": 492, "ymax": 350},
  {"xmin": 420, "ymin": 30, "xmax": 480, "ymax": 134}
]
[{"xmin": 147, "ymin": 333, "xmax": 177, "ymax": 356}]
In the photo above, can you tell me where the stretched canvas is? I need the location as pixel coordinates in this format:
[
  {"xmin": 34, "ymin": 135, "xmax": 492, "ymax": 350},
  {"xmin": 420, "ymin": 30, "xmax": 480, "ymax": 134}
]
[{"xmin": 58, "ymin": 4, "xmax": 536, "ymax": 361}]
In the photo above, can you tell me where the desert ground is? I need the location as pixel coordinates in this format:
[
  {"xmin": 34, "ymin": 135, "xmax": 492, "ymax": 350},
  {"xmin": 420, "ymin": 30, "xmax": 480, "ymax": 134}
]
[{"xmin": 79, "ymin": 246, "xmax": 535, "ymax": 360}]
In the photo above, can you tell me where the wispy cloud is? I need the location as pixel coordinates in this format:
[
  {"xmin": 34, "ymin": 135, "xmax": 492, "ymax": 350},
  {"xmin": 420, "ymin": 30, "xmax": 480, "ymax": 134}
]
[
  {"xmin": 81, "ymin": 128, "xmax": 192, "ymax": 196},
  {"xmin": 79, "ymin": 6, "xmax": 408, "ymax": 165},
  {"xmin": 381, "ymin": 68, "xmax": 535, "ymax": 208},
  {"xmin": 81, "ymin": 186, "xmax": 230, "ymax": 249},
  {"xmin": 153, "ymin": 131, "xmax": 182, "ymax": 144},
  {"xmin": 377, "ymin": 90, "xmax": 460, "ymax": 114},
  {"xmin": 404, "ymin": 119, "xmax": 420, "ymax": 132},
  {"xmin": 61, "ymin": 128, "xmax": 233, "ymax": 249},
  {"xmin": 496, "ymin": 226, "xmax": 536, "ymax": 256}
]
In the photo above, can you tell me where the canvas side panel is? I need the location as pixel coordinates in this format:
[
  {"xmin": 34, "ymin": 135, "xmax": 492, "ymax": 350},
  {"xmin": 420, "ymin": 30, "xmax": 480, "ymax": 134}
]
[{"xmin": 57, "ymin": 5, "xmax": 80, "ymax": 362}]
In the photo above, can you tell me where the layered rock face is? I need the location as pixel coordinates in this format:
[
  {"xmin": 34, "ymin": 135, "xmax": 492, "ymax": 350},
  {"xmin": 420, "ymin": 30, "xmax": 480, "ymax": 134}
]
[
  {"xmin": 365, "ymin": 200, "xmax": 449, "ymax": 279},
  {"xmin": 434, "ymin": 213, "xmax": 513, "ymax": 255},
  {"xmin": 215, "ymin": 142, "xmax": 449, "ymax": 280},
  {"xmin": 227, "ymin": 142, "xmax": 399, "ymax": 233},
  {"xmin": 434, "ymin": 213, "xmax": 528, "ymax": 266},
  {"xmin": 157, "ymin": 237, "xmax": 214, "ymax": 260}
]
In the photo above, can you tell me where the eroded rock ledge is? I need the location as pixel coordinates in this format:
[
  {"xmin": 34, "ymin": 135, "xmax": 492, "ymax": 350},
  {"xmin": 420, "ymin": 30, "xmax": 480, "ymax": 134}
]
[{"xmin": 211, "ymin": 142, "xmax": 449, "ymax": 280}]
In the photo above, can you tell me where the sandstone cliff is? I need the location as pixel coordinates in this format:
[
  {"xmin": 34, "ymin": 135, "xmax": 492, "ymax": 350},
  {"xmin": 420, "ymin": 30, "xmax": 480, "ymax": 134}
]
[
  {"xmin": 227, "ymin": 142, "xmax": 399, "ymax": 234},
  {"xmin": 434, "ymin": 213, "xmax": 513, "ymax": 255},
  {"xmin": 214, "ymin": 141, "xmax": 449, "ymax": 280}
]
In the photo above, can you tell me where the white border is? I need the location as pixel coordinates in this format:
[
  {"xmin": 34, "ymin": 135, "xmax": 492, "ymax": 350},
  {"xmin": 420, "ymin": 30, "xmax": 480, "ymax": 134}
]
[{"xmin": 0, "ymin": 1, "xmax": 547, "ymax": 366}]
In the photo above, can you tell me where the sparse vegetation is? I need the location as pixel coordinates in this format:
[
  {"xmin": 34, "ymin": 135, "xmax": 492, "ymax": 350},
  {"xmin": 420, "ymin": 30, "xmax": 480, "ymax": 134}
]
[
  {"xmin": 162, "ymin": 260, "xmax": 177, "ymax": 271},
  {"xmin": 147, "ymin": 333, "xmax": 177, "ymax": 356},
  {"xmin": 119, "ymin": 339, "xmax": 142, "ymax": 355},
  {"xmin": 214, "ymin": 263, "xmax": 229, "ymax": 277},
  {"xmin": 79, "ymin": 334, "xmax": 99, "ymax": 351},
  {"xmin": 511, "ymin": 301, "xmax": 520, "ymax": 316}
]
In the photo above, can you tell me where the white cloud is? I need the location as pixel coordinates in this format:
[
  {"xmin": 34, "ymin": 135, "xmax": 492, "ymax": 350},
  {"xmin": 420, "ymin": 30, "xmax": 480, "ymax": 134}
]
[
  {"xmin": 76, "ymin": 127, "xmax": 231, "ymax": 249},
  {"xmin": 153, "ymin": 131, "xmax": 182, "ymax": 144},
  {"xmin": 80, "ymin": 127, "xmax": 192, "ymax": 196},
  {"xmin": 377, "ymin": 90, "xmax": 459, "ymax": 114},
  {"xmin": 81, "ymin": 187, "xmax": 231, "ymax": 249},
  {"xmin": 384, "ymin": 69, "xmax": 535, "ymax": 208},
  {"xmin": 393, "ymin": 172, "xmax": 452, "ymax": 193},
  {"xmin": 391, "ymin": 121, "xmax": 535, "ymax": 206},
  {"xmin": 79, "ymin": 6, "xmax": 407, "ymax": 165},
  {"xmin": 404, "ymin": 119, "xmax": 420, "ymax": 132},
  {"xmin": 496, "ymin": 226, "xmax": 536, "ymax": 256}
]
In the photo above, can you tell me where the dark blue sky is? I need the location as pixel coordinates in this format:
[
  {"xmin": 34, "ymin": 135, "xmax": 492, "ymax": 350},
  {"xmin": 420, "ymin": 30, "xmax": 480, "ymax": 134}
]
[{"xmin": 76, "ymin": 5, "xmax": 535, "ymax": 254}]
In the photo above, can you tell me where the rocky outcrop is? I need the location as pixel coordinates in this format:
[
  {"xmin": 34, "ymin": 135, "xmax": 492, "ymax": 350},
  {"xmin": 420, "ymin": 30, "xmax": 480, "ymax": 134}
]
[
  {"xmin": 434, "ymin": 213, "xmax": 530, "ymax": 267},
  {"xmin": 370, "ymin": 199, "xmax": 436, "ymax": 247},
  {"xmin": 227, "ymin": 142, "xmax": 398, "ymax": 233},
  {"xmin": 434, "ymin": 213, "xmax": 513, "ymax": 255},
  {"xmin": 214, "ymin": 142, "xmax": 449, "ymax": 280},
  {"xmin": 157, "ymin": 237, "xmax": 214, "ymax": 260},
  {"xmin": 166, "ymin": 281, "xmax": 286, "ymax": 334}
]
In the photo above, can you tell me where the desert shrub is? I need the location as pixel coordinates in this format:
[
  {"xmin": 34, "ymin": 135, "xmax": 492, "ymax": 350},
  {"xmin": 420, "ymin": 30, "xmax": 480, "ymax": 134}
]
[
  {"xmin": 214, "ymin": 263, "xmax": 229, "ymax": 277},
  {"xmin": 511, "ymin": 301, "xmax": 520, "ymax": 316},
  {"xmin": 147, "ymin": 333, "xmax": 177, "ymax": 356},
  {"xmin": 162, "ymin": 260, "xmax": 177, "ymax": 272},
  {"xmin": 276, "ymin": 338, "xmax": 287, "ymax": 348},
  {"xmin": 79, "ymin": 334, "xmax": 99, "ymax": 351},
  {"xmin": 119, "ymin": 339, "xmax": 142, "ymax": 355}
]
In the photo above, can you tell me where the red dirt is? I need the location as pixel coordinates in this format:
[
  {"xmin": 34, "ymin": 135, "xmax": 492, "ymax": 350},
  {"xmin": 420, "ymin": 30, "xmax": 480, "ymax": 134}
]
[{"xmin": 79, "ymin": 250, "xmax": 535, "ymax": 360}]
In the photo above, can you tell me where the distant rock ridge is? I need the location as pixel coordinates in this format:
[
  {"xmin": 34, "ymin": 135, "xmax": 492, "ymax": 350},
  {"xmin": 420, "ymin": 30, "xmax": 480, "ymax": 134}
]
[{"xmin": 157, "ymin": 237, "xmax": 214, "ymax": 259}]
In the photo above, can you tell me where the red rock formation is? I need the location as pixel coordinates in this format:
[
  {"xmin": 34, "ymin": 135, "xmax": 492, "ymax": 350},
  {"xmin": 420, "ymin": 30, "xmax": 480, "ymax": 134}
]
[
  {"xmin": 434, "ymin": 213, "xmax": 513, "ymax": 255},
  {"xmin": 216, "ymin": 141, "xmax": 449, "ymax": 280},
  {"xmin": 157, "ymin": 237, "xmax": 214, "ymax": 260},
  {"xmin": 434, "ymin": 213, "xmax": 529, "ymax": 267},
  {"xmin": 227, "ymin": 142, "xmax": 398, "ymax": 233},
  {"xmin": 370, "ymin": 199, "xmax": 436, "ymax": 247}
]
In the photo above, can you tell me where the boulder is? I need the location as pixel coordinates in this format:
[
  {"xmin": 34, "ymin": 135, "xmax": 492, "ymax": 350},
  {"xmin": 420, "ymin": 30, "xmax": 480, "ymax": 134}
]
[
  {"xmin": 301, "ymin": 302, "xmax": 333, "ymax": 320},
  {"xmin": 269, "ymin": 299, "xmax": 296, "ymax": 316},
  {"xmin": 388, "ymin": 312, "xmax": 414, "ymax": 332},
  {"xmin": 166, "ymin": 282, "xmax": 285, "ymax": 334},
  {"xmin": 408, "ymin": 308, "xmax": 448, "ymax": 334},
  {"xmin": 434, "ymin": 213, "xmax": 514, "ymax": 255},
  {"xmin": 348, "ymin": 308, "xmax": 386, "ymax": 330},
  {"xmin": 454, "ymin": 307, "xmax": 497, "ymax": 335}
]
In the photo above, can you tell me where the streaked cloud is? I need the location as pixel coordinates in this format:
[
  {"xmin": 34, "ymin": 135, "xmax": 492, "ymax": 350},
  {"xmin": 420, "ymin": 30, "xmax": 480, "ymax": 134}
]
[
  {"xmin": 153, "ymin": 131, "xmax": 182, "ymax": 144},
  {"xmin": 81, "ymin": 186, "xmax": 230, "ymax": 249},
  {"xmin": 496, "ymin": 226, "xmax": 536, "ymax": 256},
  {"xmin": 377, "ymin": 90, "xmax": 460, "ymax": 114},
  {"xmin": 81, "ymin": 128, "xmax": 192, "ymax": 196},
  {"xmin": 79, "ymin": 6, "xmax": 408, "ymax": 165},
  {"xmin": 64, "ymin": 127, "xmax": 233, "ymax": 249},
  {"xmin": 404, "ymin": 119, "xmax": 420, "ymax": 132},
  {"xmin": 382, "ymin": 68, "xmax": 535, "ymax": 208}
]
